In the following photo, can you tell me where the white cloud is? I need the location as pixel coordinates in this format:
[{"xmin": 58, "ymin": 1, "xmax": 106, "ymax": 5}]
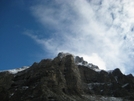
[{"xmin": 26, "ymin": 0, "xmax": 134, "ymax": 74}]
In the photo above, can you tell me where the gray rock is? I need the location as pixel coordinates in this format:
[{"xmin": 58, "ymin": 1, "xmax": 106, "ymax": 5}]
[{"xmin": 0, "ymin": 53, "xmax": 133, "ymax": 101}]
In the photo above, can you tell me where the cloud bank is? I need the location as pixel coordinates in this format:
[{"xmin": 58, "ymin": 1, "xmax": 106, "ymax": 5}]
[{"xmin": 25, "ymin": 0, "xmax": 134, "ymax": 74}]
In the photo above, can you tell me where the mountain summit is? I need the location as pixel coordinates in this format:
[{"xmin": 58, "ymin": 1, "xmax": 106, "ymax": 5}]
[{"xmin": 0, "ymin": 52, "xmax": 134, "ymax": 101}]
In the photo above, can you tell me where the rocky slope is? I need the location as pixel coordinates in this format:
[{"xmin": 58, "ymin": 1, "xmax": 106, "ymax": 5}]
[{"xmin": 0, "ymin": 52, "xmax": 134, "ymax": 101}]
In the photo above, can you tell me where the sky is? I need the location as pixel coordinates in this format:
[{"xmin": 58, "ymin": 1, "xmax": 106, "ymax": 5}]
[{"xmin": 0, "ymin": 0, "xmax": 134, "ymax": 75}]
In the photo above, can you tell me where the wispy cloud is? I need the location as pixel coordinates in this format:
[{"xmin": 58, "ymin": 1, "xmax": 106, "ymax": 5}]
[{"xmin": 25, "ymin": 0, "xmax": 134, "ymax": 74}]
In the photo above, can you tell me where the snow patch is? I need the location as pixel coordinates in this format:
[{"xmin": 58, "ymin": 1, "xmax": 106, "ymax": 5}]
[
  {"xmin": 122, "ymin": 83, "xmax": 129, "ymax": 88},
  {"xmin": 107, "ymin": 70, "xmax": 114, "ymax": 74},
  {"xmin": 74, "ymin": 55, "xmax": 102, "ymax": 72},
  {"xmin": 88, "ymin": 83, "xmax": 105, "ymax": 86},
  {"xmin": 22, "ymin": 86, "xmax": 29, "ymax": 90},
  {"xmin": 9, "ymin": 93, "xmax": 14, "ymax": 98},
  {"xmin": 58, "ymin": 52, "xmax": 102, "ymax": 72},
  {"xmin": 88, "ymin": 83, "xmax": 105, "ymax": 89},
  {"xmin": 100, "ymin": 96, "xmax": 123, "ymax": 101},
  {"xmin": 114, "ymin": 76, "xmax": 118, "ymax": 83},
  {"xmin": 93, "ymin": 68, "xmax": 102, "ymax": 72},
  {"xmin": 8, "ymin": 66, "xmax": 29, "ymax": 74}
]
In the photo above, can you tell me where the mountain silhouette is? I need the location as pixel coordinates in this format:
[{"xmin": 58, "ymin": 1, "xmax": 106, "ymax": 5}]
[{"xmin": 0, "ymin": 52, "xmax": 133, "ymax": 101}]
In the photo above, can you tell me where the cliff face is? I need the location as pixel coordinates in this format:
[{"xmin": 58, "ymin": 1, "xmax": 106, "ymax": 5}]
[{"xmin": 0, "ymin": 53, "xmax": 134, "ymax": 101}]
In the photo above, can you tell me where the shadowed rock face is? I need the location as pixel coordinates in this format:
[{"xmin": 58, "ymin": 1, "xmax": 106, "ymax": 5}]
[{"xmin": 0, "ymin": 53, "xmax": 134, "ymax": 101}]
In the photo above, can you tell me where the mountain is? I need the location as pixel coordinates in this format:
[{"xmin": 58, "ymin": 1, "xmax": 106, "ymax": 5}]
[{"xmin": 0, "ymin": 52, "xmax": 134, "ymax": 101}]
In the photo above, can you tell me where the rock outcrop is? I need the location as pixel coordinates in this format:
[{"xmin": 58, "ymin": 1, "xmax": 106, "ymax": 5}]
[{"xmin": 0, "ymin": 52, "xmax": 134, "ymax": 101}]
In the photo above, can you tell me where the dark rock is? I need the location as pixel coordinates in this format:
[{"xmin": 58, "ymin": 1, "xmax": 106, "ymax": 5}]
[
  {"xmin": 0, "ymin": 53, "xmax": 133, "ymax": 101},
  {"xmin": 112, "ymin": 68, "xmax": 123, "ymax": 76}
]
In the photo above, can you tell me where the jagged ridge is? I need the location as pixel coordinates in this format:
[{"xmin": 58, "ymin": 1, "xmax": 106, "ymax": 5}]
[{"xmin": 0, "ymin": 52, "xmax": 134, "ymax": 101}]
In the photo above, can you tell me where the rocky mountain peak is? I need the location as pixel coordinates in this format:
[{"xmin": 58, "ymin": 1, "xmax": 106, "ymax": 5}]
[
  {"xmin": 75, "ymin": 56, "xmax": 88, "ymax": 65},
  {"xmin": 112, "ymin": 68, "xmax": 123, "ymax": 75},
  {"xmin": 0, "ymin": 52, "xmax": 134, "ymax": 101},
  {"xmin": 57, "ymin": 52, "xmax": 99, "ymax": 71},
  {"xmin": 57, "ymin": 52, "xmax": 73, "ymax": 59}
]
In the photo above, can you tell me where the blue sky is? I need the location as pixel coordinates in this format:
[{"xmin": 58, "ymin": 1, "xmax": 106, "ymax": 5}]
[
  {"xmin": 0, "ymin": 0, "xmax": 50, "ymax": 70},
  {"xmin": 1, "ymin": 0, "xmax": 134, "ymax": 75}
]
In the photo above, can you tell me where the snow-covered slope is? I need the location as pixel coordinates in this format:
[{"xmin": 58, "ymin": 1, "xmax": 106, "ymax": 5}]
[{"xmin": 0, "ymin": 66, "xmax": 29, "ymax": 74}]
